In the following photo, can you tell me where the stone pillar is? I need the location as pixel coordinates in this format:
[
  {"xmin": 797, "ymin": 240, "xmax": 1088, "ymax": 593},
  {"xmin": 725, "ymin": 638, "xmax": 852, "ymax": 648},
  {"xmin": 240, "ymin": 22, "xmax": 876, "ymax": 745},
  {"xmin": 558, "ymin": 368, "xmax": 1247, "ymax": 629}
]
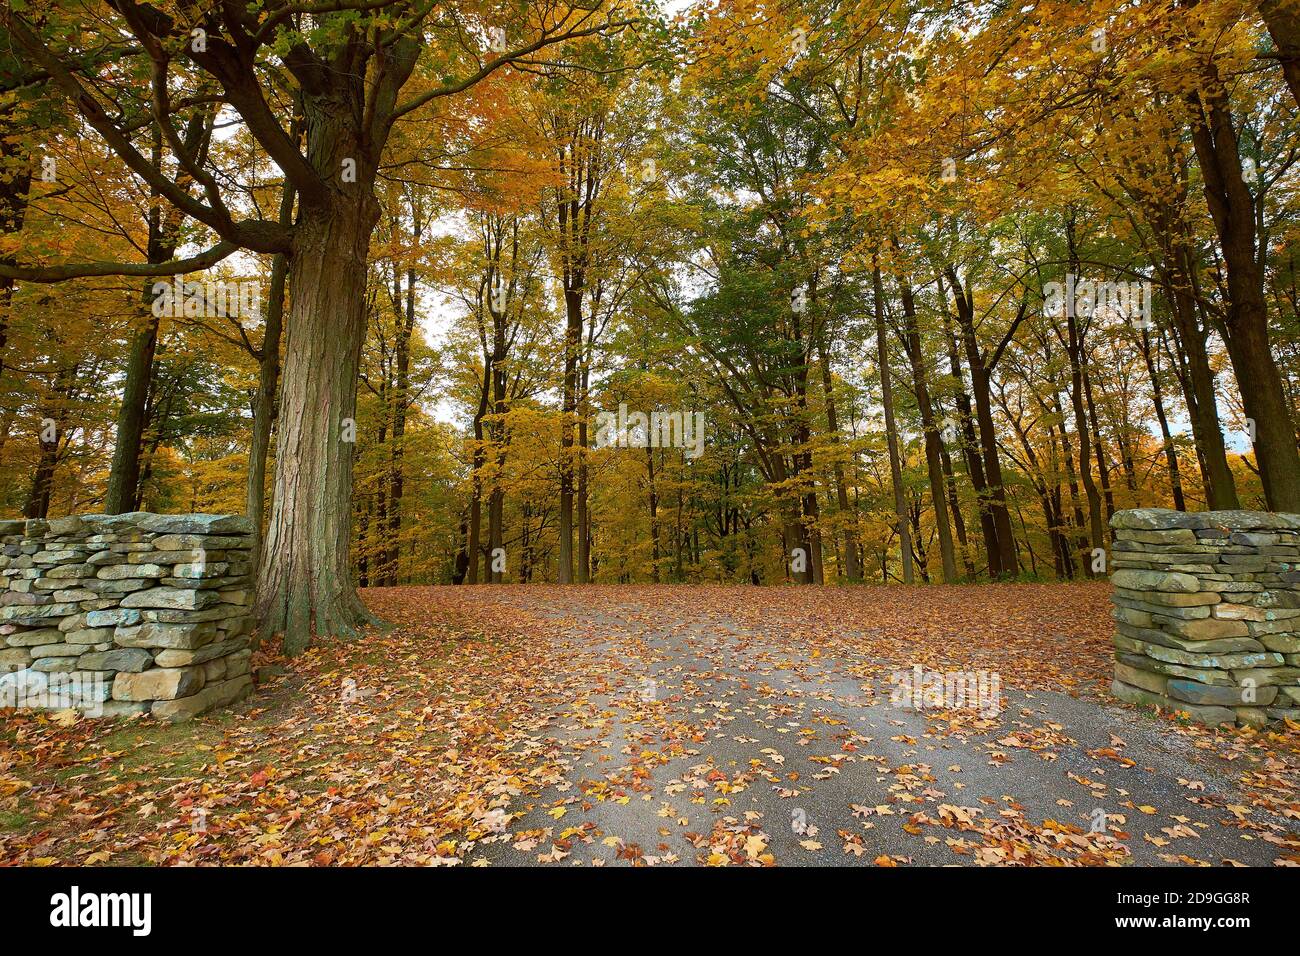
[
  {"xmin": 0, "ymin": 512, "xmax": 256, "ymax": 721},
  {"xmin": 1109, "ymin": 508, "xmax": 1300, "ymax": 726}
]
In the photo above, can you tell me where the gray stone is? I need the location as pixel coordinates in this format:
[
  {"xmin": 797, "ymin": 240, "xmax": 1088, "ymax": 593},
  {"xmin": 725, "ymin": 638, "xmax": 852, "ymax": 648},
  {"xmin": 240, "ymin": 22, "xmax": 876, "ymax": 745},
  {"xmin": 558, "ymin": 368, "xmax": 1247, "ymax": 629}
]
[
  {"xmin": 136, "ymin": 514, "xmax": 253, "ymax": 535},
  {"xmin": 85, "ymin": 608, "xmax": 143, "ymax": 628},
  {"xmin": 153, "ymin": 638, "xmax": 241, "ymax": 667},
  {"xmin": 1156, "ymin": 616, "xmax": 1251, "ymax": 641},
  {"xmin": 120, "ymin": 587, "xmax": 220, "ymax": 611},
  {"xmin": 150, "ymin": 674, "xmax": 251, "ymax": 722},
  {"xmin": 64, "ymin": 627, "xmax": 115, "ymax": 645},
  {"xmin": 1230, "ymin": 667, "xmax": 1300, "ymax": 686},
  {"xmin": 0, "ymin": 648, "xmax": 33, "ymax": 672},
  {"xmin": 95, "ymin": 563, "xmax": 166, "ymax": 580},
  {"xmin": 113, "ymin": 621, "xmax": 217, "ymax": 649},
  {"xmin": 1111, "ymin": 569, "xmax": 1202, "ymax": 593},
  {"xmin": 150, "ymin": 533, "xmax": 253, "ymax": 551},
  {"xmin": 31, "ymin": 643, "xmax": 80, "ymax": 658},
  {"xmin": 4, "ymin": 627, "xmax": 62, "ymax": 646},
  {"xmin": 1167, "ymin": 679, "xmax": 1277, "ymax": 707},
  {"xmin": 112, "ymin": 666, "xmax": 204, "ymax": 701},
  {"xmin": 76, "ymin": 648, "xmax": 152, "ymax": 672}
]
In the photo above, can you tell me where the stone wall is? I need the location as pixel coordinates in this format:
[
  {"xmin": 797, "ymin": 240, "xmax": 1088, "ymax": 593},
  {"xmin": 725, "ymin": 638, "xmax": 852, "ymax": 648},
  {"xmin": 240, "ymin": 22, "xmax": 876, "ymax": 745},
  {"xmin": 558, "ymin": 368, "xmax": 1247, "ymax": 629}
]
[
  {"xmin": 0, "ymin": 513, "xmax": 256, "ymax": 721},
  {"xmin": 1110, "ymin": 508, "xmax": 1300, "ymax": 727}
]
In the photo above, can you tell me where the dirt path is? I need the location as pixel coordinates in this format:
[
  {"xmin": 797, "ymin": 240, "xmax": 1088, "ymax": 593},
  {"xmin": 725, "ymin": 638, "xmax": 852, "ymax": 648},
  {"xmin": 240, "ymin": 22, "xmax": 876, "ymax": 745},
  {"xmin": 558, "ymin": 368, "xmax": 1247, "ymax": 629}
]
[{"xmin": 410, "ymin": 584, "xmax": 1299, "ymax": 866}]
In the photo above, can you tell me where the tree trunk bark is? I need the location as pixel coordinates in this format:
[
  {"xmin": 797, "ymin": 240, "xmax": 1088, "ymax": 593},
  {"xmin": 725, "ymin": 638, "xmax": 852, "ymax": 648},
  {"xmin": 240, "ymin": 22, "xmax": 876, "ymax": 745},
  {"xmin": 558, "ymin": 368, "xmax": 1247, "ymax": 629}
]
[
  {"xmin": 817, "ymin": 334, "xmax": 861, "ymax": 581},
  {"xmin": 1261, "ymin": 0, "xmax": 1300, "ymax": 110},
  {"xmin": 1139, "ymin": 328, "xmax": 1187, "ymax": 510},
  {"xmin": 1188, "ymin": 85, "xmax": 1300, "ymax": 510},
  {"xmin": 896, "ymin": 273, "xmax": 958, "ymax": 583},
  {"xmin": 874, "ymin": 267, "xmax": 915, "ymax": 584},
  {"xmin": 255, "ymin": 190, "xmax": 382, "ymax": 656}
]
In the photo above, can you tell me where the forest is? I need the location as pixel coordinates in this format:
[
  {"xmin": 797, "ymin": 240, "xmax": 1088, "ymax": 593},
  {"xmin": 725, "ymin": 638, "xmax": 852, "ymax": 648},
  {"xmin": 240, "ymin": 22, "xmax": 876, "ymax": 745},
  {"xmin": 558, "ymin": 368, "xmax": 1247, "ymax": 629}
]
[{"xmin": 1, "ymin": 0, "xmax": 1299, "ymax": 655}]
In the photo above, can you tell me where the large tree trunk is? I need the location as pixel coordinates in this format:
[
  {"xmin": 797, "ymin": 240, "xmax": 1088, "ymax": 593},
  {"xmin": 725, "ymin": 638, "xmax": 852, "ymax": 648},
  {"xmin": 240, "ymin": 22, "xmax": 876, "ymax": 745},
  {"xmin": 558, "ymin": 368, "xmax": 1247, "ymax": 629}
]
[
  {"xmin": 386, "ymin": 260, "xmax": 417, "ymax": 586},
  {"xmin": 577, "ymin": 364, "xmax": 591, "ymax": 583},
  {"xmin": 817, "ymin": 334, "xmax": 861, "ymax": 581},
  {"xmin": 255, "ymin": 191, "xmax": 381, "ymax": 656},
  {"xmin": 874, "ymin": 266, "xmax": 915, "ymax": 584},
  {"xmin": 896, "ymin": 273, "xmax": 958, "ymax": 583},
  {"xmin": 1165, "ymin": 258, "xmax": 1239, "ymax": 508},
  {"xmin": 1261, "ymin": 0, "xmax": 1300, "ymax": 110},
  {"xmin": 946, "ymin": 269, "xmax": 1018, "ymax": 576},
  {"xmin": 1082, "ymin": 357, "xmax": 1116, "ymax": 525},
  {"xmin": 1139, "ymin": 328, "xmax": 1187, "ymax": 510},
  {"xmin": 465, "ymin": 360, "xmax": 491, "ymax": 585},
  {"xmin": 104, "ymin": 305, "xmax": 161, "ymax": 513},
  {"xmin": 1188, "ymin": 84, "xmax": 1300, "ymax": 510},
  {"xmin": 557, "ymin": 288, "xmax": 581, "ymax": 583}
]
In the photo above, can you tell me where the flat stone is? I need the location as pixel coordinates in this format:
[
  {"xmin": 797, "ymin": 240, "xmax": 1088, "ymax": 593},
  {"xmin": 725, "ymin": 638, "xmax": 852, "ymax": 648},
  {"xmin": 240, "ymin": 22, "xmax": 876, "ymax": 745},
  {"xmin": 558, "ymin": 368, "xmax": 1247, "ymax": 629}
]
[
  {"xmin": 31, "ymin": 657, "xmax": 78, "ymax": 672},
  {"xmin": 76, "ymin": 648, "xmax": 152, "ymax": 672},
  {"xmin": 64, "ymin": 627, "xmax": 114, "ymax": 644},
  {"xmin": 1256, "ymin": 590, "xmax": 1300, "ymax": 609},
  {"xmin": 150, "ymin": 533, "xmax": 253, "ymax": 551},
  {"xmin": 1111, "ymin": 569, "xmax": 1202, "ymax": 593},
  {"xmin": 85, "ymin": 608, "xmax": 143, "ymax": 628},
  {"xmin": 1157, "ymin": 617, "xmax": 1250, "ymax": 641},
  {"xmin": 1115, "ymin": 529, "xmax": 1198, "ymax": 545},
  {"xmin": 1111, "ymin": 678, "xmax": 1172, "ymax": 710},
  {"xmin": 0, "ymin": 648, "xmax": 33, "ymax": 672},
  {"xmin": 141, "ymin": 606, "xmax": 241, "ymax": 623},
  {"xmin": 5, "ymin": 627, "xmax": 62, "ymax": 647},
  {"xmin": 0, "ymin": 602, "xmax": 79, "ymax": 622},
  {"xmin": 153, "ymin": 638, "xmax": 243, "ymax": 667},
  {"xmin": 96, "ymin": 700, "xmax": 151, "ymax": 718},
  {"xmin": 1113, "ymin": 661, "xmax": 1167, "ymax": 695},
  {"xmin": 1167, "ymin": 679, "xmax": 1277, "ymax": 707},
  {"xmin": 113, "ymin": 621, "xmax": 217, "ymax": 649},
  {"xmin": 1111, "ymin": 605, "xmax": 1153, "ymax": 628},
  {"xmin": 112, "ymin": 666, "xmax": 204, "ymax": 701},
  {"xmin": 1213, "ymin": 604, "xmax": 1270, "ymax": 622},
  {"xmin": 170, "ymin": 562, "xmax": 229, "ymax": 579},
  {"xmin": 1251, "ymin": 619, "xmax": 1300, "ymax": 636},
  {"xmin": 1230, "ymin": 666, "xmax": 1300, "ymax": 686},
  {"xmin": 31, "ymin": 643, "xmax": 80, "ymax": 658},
  {"xmin": 1142, "ymin": 643, "xmax": 1281, "ymax": 669},
  {"xmin": 137, "ymin": 514, "xmax": 253, "ymax": 535},
  {"xmin": 43, "ymin": 564, "xmax": 95, "ymax": 579},
  {"xmin": 0, "ymin": 591, "xmax": 51, "ymax": 606},
  {"xmin": 84, "ymin": 579, "xmax": 151, "ymax": 594},
  {"xmin": 120, "ymin": 587, "xmax": 220, "ymax": 611},
  {"xmin": 1233, "ymin": 707, "xmax": 1271, "ymax": 728},
  {"xmin": 1276, "ymin": 687, "xmax": 1300, "ymax": 706},
  {"xmin": 1113, "ymin": 589, "xmax": 1220, "ymax": 607},
  {"xmin": 149, "ymin": 674, "xmax": 251, "ymax": 722},
  {"xmin": 45, "ymin": 516, "xmax": 86, "ymax": 535},
  {"xmin": 96, "ymin": 563, "xmax": 166, "ymax": 580},
  {"xmin": 1112, "ymin": 510, "xmax": 1202, "ymax": 531}
]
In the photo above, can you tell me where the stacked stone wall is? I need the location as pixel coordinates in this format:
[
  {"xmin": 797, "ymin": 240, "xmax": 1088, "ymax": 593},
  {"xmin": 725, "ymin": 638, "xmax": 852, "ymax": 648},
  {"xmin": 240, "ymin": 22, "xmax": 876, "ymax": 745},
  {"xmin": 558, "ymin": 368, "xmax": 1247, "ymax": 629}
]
[
  {"xmin": 1110, "ymin": 508, "xmax": 1300, "ymax": 727},
  {"xmin": 0, "ymin": 513, "xmax": 255, "ymax": 721}
]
